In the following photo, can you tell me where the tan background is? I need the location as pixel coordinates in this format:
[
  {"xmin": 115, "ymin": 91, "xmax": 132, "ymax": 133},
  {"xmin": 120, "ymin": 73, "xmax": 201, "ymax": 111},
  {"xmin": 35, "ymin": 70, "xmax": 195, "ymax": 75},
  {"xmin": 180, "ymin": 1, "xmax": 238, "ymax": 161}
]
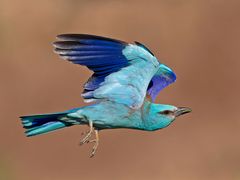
[{"xmin": 0, "ymin": 0, "xmax": 240, "ymax": 180}]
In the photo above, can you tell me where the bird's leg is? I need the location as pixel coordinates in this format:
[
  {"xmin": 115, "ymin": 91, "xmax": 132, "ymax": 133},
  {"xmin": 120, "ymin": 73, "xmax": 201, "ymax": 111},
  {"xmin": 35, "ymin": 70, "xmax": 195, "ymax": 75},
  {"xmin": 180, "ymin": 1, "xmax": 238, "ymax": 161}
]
[
  {"xmin": 88, "ymin": 129, "xmax": 99, "ymax": 158},
  {"xmin": 80, "ymin": 121, "xmax": 93, "ymax": 145}
]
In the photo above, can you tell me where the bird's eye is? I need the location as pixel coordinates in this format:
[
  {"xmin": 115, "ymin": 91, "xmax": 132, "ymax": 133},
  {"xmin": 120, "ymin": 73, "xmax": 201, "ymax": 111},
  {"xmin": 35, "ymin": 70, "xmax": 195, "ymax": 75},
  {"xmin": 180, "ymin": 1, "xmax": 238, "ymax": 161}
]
[{"xmin": 159, "ymin": 110, "xmax": 173, "ymax": 115}]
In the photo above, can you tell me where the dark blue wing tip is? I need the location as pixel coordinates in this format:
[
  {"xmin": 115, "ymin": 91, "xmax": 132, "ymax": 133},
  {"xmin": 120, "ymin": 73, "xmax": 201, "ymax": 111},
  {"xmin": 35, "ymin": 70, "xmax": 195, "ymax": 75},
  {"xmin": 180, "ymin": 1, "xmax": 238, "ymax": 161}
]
[
  {"xmin": 53, "ymin": 41, "xmax": 82, "ymax": 49},
  {"xmin": 56, "ymin": 34, "xmax": 127, "ymax": 45},
  {"xmin": 53, "ymin": 34, "xmax": 128, "ymax": 53}
]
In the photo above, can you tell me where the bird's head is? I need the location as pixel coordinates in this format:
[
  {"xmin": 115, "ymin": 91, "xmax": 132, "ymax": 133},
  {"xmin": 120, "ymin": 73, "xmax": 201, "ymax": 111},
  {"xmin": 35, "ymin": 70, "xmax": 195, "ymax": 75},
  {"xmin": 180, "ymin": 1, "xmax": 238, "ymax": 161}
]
[{"xmin": 144, "ymin": 103, "xmax": 191, "ymax": 130}]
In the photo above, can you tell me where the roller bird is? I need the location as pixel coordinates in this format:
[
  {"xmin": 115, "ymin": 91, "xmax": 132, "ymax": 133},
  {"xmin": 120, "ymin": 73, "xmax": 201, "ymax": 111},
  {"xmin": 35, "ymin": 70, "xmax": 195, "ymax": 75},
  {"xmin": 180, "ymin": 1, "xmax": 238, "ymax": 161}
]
[{"xmin": 20, "ymin": 34, "xmax": 191, "ymax": 157}]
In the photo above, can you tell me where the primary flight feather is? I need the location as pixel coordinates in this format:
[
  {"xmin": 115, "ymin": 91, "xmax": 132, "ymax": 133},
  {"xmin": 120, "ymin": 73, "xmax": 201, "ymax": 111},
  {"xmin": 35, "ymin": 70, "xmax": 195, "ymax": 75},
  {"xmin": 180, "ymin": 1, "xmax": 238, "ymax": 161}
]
[{"xmin": 20, "ymin": 34, "xmax": 191, "ymax": 157}]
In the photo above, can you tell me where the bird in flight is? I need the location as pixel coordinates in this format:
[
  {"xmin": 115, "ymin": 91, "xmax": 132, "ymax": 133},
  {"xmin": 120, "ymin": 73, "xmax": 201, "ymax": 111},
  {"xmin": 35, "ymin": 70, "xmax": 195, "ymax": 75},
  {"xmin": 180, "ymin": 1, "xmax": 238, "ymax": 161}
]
[{"xmin": 20, "ymin": 34, "xmax": 191, "ymax": 157}]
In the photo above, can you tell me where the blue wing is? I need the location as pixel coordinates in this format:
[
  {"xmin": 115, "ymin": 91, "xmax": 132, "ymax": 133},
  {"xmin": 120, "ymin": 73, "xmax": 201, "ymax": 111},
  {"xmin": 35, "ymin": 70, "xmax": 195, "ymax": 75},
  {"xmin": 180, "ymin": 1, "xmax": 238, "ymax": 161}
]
[{"xmin": 54, "ymin": 34, "xmax": 176, "ymax": 108}]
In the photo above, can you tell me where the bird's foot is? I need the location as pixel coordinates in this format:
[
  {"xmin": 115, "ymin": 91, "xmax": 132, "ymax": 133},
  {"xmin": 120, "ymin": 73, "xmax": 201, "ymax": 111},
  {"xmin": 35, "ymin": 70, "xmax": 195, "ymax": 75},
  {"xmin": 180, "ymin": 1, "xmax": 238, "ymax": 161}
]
[{"xmin": 79, "ymin": 121, "xmax": 100, "ymax": 157}]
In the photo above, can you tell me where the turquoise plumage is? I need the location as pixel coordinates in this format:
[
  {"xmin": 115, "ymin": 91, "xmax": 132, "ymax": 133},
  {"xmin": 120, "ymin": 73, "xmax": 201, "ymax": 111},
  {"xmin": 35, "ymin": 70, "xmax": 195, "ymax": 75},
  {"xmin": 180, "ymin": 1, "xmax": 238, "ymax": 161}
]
[{"xmin": 20, "ymin": 34, "xmax": 191, "ymax": 157}]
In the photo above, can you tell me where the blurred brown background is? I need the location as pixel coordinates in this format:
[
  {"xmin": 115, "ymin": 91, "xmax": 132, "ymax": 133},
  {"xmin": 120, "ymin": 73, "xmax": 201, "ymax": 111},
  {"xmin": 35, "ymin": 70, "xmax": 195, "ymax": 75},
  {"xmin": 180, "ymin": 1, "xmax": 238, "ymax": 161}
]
[{"xmin": 0, "ymin": 0, "xmax": 240, "ymax": 180}]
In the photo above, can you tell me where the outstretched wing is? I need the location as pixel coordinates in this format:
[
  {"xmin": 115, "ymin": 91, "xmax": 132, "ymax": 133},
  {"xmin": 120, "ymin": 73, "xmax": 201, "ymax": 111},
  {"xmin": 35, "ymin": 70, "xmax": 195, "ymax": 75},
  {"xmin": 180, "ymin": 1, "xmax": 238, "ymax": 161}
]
[{"xmin": 53, "ymin": 34, "xmax": 175, "ymax": 109}]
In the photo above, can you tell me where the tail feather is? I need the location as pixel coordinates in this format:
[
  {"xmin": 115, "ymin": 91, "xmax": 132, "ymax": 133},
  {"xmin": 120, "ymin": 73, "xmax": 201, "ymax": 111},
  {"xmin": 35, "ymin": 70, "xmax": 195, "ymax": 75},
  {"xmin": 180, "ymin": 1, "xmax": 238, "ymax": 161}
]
[{"xmin": 20, "ymin": 112, "xmax": 71, "ymax": 137}]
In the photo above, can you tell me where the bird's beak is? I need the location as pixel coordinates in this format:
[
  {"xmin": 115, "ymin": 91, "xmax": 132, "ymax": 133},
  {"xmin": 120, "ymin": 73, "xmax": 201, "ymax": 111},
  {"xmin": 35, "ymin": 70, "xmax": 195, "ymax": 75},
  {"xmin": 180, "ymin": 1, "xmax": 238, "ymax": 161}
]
[{"xmin": 175, "ymin": 107, "xmax": 192, "ymax": 117}]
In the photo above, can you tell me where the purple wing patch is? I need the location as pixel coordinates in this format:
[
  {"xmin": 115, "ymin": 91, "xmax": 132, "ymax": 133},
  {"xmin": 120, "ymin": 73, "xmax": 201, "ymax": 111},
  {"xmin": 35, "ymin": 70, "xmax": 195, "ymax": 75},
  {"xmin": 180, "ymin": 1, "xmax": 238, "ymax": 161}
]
[{"xmin": 147, "ymin": 64, "xmax": 176, "ymax": 101}]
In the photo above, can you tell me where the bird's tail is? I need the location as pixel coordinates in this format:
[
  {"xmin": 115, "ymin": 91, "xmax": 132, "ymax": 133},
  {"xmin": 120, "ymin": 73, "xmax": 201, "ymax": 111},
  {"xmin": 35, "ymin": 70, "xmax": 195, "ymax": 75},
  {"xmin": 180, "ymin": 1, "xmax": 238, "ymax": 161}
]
[{"xmin": 20, "ymin": 112, "xmax": 73, "ymax": 137}]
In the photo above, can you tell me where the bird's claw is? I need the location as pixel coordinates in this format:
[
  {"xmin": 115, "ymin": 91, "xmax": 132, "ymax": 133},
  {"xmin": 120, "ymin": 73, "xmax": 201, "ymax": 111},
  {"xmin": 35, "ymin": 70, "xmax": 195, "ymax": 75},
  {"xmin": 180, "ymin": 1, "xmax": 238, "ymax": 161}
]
[{"xmin": 90, "ymin": 142, "xmax": 98, "ymax": 158}]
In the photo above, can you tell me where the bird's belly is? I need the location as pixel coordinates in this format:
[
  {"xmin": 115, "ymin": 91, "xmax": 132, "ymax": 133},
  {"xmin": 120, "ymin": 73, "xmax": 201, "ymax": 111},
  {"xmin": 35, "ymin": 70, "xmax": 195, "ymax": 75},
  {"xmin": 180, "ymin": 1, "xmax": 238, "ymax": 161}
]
[
  {"xmin": 80, "ymin": 102, "xmax": 144, "ymax": 130},
  {"xmin": 92, "ymin": 117, "xmax": 135, "ymax": 129}
]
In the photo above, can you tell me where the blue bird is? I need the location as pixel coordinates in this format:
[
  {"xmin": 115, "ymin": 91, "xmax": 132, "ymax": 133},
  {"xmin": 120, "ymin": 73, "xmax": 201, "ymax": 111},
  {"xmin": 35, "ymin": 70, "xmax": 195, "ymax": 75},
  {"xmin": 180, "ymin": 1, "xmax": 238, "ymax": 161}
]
[{"xmin": 20, "ymin": 34, "xmax": 191, "ymax": 157}]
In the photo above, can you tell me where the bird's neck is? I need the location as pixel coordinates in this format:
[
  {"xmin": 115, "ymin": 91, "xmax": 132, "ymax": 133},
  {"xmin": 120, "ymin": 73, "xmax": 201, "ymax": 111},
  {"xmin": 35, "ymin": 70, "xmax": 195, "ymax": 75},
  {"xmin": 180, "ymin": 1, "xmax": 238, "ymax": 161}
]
[{"xmin": 137, "ymin": 101, "xmax": 171, "ymax": 131}]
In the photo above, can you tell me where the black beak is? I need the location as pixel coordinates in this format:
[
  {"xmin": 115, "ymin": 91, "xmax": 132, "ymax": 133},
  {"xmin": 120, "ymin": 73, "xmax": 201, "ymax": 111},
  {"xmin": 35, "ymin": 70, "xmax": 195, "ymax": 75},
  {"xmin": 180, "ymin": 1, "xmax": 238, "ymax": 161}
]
[{"xmin": 175, "ymin": 107, "xmax": 192, "ymax": 117}]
